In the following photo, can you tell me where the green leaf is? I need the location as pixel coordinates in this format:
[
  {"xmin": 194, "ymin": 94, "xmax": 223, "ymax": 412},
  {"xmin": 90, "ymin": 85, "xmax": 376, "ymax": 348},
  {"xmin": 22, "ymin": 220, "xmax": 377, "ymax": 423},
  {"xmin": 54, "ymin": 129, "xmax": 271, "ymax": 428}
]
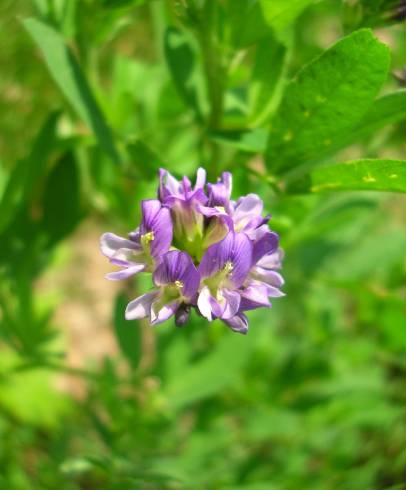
[
  {"xmin": 330, "ymin": 90, "xmax": 406, "ymax": 151},
  {"xmin": 164, "ymin": 27, "xmax": 202, "ymax": 120},
  {"xmin": 226, "ymin": 0, "xmax": 272, "ymax": 48},
  {"xmin": 210, "ymin": 128, "xmax": 267, "ymax": 153},
  {"xmin": 259, "ymin": 0, "xmax": 314, "ymax": 33},
  {"xmin": 248, "ymin": 33, "xmax": 289, "ymax": 124},
  {"xmin": 113, "ymin": 293, "xmax": 141, "ymax": 368},
  {"xmin": 287, "ymin": 159, "xmax": 406, "ymax": 194},
  {"xmin": 0, "ymin": 112, "xmax": 59, "ymax": 235},
  {"xmin": 41, "ymin": 153, "xmax": 83, "ymax": 246},
  {"xmin": 23, "ymin": 18, "xmax": 121, "ymax": 164},
  {"xmin": 266, "ymin": 29, "xmax": 390, "ymax": 174}
]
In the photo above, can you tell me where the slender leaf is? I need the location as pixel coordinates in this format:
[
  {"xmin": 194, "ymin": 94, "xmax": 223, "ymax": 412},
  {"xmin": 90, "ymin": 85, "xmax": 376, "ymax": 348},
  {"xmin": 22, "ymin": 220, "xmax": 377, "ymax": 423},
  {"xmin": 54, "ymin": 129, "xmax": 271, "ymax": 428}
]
[
  {"xmin": 41, "ymin": 152, "xmax": 83, "ymax": 245},
  {"xmin": 226, "ymin": 0, "xmax": 271, "ymax": 48},
  {"xmin": 0, "ymin": 112, "xmax": 59, "ymax": 234},
  {"xmin": 287, "ymin": 159, "xmax": 406, "ymax": 194},
  {"xmin": 23, "ymin": 18, "xmax": 121, "ymax": 164},
  {"xmin": 266, "ymin": 29, "xmax": 390, "ymax": 174},
  {"xmin": 164, "ymin": 27, "xmax": 202, "ymax": 120},
  {"xmin": 260, "ymin": 0, "xmax": 314, "ymax": 33},
  {"xmin": 248, "ymin": 33, "xmax": 288, "ymax": 124}
]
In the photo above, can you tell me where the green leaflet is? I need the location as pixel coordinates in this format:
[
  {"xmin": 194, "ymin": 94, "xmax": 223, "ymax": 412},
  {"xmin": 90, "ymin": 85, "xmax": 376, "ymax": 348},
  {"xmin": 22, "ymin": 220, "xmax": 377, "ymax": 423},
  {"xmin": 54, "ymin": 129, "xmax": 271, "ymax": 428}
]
[
  {"xmin": 259, "ymin": 0, "xmax": 314, "ymax": 33},
  {"xmin": 164, "ymin": 27, "xmax": 204, "ymax": 120},
  {"xmin": 266, "ymin": 29, "xmax": 390, "ymax": 174},
  {"xmin": 23, "ymin": 18, "xmax": 121, "ymax": 164},
  {"xmin": 287, "ymin": 159, "xmax": 406, "ymax": 194}
]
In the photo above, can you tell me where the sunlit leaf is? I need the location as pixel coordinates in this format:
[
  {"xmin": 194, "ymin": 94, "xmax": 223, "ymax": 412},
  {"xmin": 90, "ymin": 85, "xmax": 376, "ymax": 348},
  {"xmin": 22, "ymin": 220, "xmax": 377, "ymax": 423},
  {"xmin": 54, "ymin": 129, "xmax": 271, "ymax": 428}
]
[
  {"xmin": 266, "ymin": 29, "xmax": 390, "ymax": 174},
  {"xmin": 23, "ymin": 18, "xmax": 121, "ymax": 164},
  {"xmin": 286, "ymin": 159, "xmax": 406, "ymax": 194}
]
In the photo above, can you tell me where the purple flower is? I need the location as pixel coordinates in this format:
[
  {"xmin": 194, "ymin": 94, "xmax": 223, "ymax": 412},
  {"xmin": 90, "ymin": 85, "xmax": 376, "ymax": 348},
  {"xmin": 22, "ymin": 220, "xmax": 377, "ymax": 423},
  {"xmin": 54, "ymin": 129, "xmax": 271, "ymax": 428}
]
[
  {"xmin": 125, "ymin": 251, "xmax": 200, "ymax": 325},
  {"xmin": 158, "ymin": 168, "xmax": 208, "ymax": 247},
  {"xmin": 100, "ymin": 199, "xmax": 172, "ymax": 280},
  {"xmin": 101, "ymin": 168, "xmax": 284, "ymax": 334},
  {"xmin": 197, "ymin": 232, "xmax": 253, "ymax": 321}
]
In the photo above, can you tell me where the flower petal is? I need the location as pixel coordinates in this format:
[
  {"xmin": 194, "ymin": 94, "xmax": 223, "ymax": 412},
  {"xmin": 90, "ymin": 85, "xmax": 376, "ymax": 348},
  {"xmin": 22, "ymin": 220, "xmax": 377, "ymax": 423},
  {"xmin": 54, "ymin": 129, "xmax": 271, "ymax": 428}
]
[
  {"xmin": 197, "ymin": 286, "xmax": 213, "ymax": 321},
  {"xmin": 233, "ymin": 194, "xmax": 263, "ymax": 231},
  {"xmin": 125, "ymin": 291, "xmax": 158, "ymax": 320},
  {"xmin": 221, "ymin": 289, "xmax": 241, "ymax": 319},
  {"xmin": 105, "ymin": 263, "xmax": 146, "ymax": 281},
  {"xmin": 240, "ymin": 282, "xmax": 272, "ymax": 310},
  {"xmin": 222, "ymin": 313, "xmax": 249, "ymax": 334},
  {"xmin": 195, "ymin": 167, "xmax": 207, "ymax": 189},
  {"xmin": 257, "ymin": 248, "xmax": 284, "ymax": 270},
  {"xmin": 199, "ymin": 232, "xmax": 252, "ymax": 287},
  {"xmin": 149, "ymin": 207, "xmax": 173, "ymax": 258},
  {"xmin": 150, "ymin": 300, "xmax": 179, "ymax": 325},
  {"xmin": 252, "ymin": 231, "xmax": 279, "ymax": 264},
  {"xmin": 100, "ymin": 233, "xmax": 139, "ymax": 258},
  {"xmin": 141, "ymin": 199, "xmax": 162, "ymax": 228}
]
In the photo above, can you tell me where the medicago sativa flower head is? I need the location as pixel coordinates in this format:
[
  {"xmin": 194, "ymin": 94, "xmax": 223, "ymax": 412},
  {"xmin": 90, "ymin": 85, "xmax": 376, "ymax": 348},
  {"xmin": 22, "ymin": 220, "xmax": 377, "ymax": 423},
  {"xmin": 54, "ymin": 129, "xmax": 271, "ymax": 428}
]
[{"xmin": 100, "ymin": 168, "xmax": 284, "ymax": 334}]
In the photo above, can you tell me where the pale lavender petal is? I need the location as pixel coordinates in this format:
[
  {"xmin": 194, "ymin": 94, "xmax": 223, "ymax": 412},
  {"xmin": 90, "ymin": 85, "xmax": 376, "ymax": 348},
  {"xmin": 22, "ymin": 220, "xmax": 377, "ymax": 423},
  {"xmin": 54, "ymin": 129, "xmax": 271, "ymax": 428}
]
[
  {"xmin": 252, "ymin": 268, "xmax": 284, "ymax": 288},
  {"xmin": 111, "ymin": 247, "xmax": 142, "ymax": 264},
  {"xmin": 151, "ymin": 300, "xmax": 180, "ymax": 325},
  {"xmin": 252, "ymin": 231, "xmax": 279, "ymax": 264},
  {"xmin": 240, "ymin": 282, "xmax": 271, "ymax": 309},
  {"xmin": 197, "ymin": 286, "xmax": 213, "ymax": 321},
  {"xmin": 221, "ymin": 289, "xmax": 241, "ymax": 319},
  {"xmin": 195, "ymin": 167, "xmax": 206, "ymax": 189},
  {"xmin": 264, "ymin": 284, "xmax": 285, "ymax": 298},
  {"xmin": 257, "ymin": 248, "xmax": 284, "ymax": 270},
  {"xmin": 223, "ymin": 313, "xmax": 249, "ymax": 334},
  {"xmin": 125, "ymin": 291, "xmax": 158, "ymax": 320},
  {"xmin": 233, "ymin": 194, "xmax": 263, "ymax": 231},
  {"xmin": 105, "ymin": 263, "xmax": 146, "ymax": 281},
  {"xmin": 100, "ymin": 233, "xmax": 139, "ymax": 258}
]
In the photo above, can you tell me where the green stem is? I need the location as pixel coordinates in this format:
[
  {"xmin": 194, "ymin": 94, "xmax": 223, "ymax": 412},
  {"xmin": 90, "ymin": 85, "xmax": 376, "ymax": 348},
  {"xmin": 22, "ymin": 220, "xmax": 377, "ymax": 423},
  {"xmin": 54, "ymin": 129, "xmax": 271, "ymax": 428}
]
[{"xmin": 196, "ymin": 1, "xmax": 225, "ymax": 178}]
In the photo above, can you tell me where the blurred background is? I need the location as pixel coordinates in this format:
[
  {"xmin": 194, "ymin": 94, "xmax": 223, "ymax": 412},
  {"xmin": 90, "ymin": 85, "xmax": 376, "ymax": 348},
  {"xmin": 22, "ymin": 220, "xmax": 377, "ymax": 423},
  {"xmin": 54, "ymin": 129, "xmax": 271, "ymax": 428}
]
[{"xmin": 0, "ymin": 0, "xmax": 405, "ymax": 489}]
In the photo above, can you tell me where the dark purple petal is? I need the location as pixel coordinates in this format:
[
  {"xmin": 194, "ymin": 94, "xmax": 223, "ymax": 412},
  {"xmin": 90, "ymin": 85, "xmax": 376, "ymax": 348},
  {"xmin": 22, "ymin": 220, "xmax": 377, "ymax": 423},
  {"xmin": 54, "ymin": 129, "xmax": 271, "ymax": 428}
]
[
  {"xmin": 100, "ymin": 232, "xmax": 140, "ymax": 258},
  {"xmin": 228, "ymin": 233, "xmax": 254, "ymax": 287},
  {"xmin": 149, "ymin": 207, "xmax": 173, "ymax": 258},
  {"xmin": 175, "ymin": 305, "xmax": 191, "ymax": 327},
  {"xmin": 208, "ymin": 171, "xmax": 232, "ymax": 208},
  {"xmin": 153, "ymin": 251, "xmax": 200, "ymax": 299},
  {"xmin": 125, "ymin": 291, "xmax": 158, "ymax": 320},
  {"xmin": 199, "ymin": 232, "xmax": 252, "ymax": 287},
  {"xmin": 140, "ymin": 199, "xmax": 161, "ymax": 229},
  {"xmin": 252, "ymin": 231, "xmax": 279, "ymax": 264},
  {"xmin": 222, "ymin": 313, "xmax": 249, "ymax": 334}
]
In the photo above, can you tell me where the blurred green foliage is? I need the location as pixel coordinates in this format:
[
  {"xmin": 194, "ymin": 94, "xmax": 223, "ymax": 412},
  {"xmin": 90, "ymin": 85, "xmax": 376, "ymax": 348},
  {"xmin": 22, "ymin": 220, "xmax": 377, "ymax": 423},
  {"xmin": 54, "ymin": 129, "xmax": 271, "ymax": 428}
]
[{"xmin": 0, "ymin": 0, "xmax": 406, "ymax": 488}]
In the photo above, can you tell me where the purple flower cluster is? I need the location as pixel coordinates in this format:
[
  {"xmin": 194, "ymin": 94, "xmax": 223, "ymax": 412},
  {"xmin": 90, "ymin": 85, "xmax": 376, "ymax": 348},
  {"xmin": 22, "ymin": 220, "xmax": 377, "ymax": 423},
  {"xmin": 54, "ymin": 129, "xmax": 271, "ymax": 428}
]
[{"xmin": 100, "ymin": 169, "xmax": 284, "ymax": 334}]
